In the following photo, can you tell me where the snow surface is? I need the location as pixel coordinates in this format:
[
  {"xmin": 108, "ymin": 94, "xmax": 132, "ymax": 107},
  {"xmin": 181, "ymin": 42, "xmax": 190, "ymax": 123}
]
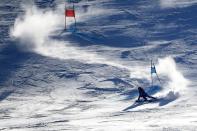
[{"xmin": 0, "ymin": 0, "xmax": 197, "ymax": 130}]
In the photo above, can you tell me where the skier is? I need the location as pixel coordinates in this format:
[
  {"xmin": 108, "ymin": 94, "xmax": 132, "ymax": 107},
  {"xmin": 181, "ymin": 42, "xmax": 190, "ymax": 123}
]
[{"xmin": 137, "ymin": 87, "xmax": 157, "ymax": 101}]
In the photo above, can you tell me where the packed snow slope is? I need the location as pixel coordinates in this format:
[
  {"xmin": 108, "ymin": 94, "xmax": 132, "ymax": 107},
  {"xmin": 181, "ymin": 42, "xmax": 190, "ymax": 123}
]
[{"xmin": 0, "ymin": 0, "xmax": 197, "ymax": 130}]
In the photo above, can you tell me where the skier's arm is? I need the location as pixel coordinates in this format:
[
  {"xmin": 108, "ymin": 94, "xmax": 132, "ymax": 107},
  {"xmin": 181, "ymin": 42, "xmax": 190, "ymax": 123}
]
[{"xmin": 137, "ymin": 95, "xmax": 140, "ymax": 100}]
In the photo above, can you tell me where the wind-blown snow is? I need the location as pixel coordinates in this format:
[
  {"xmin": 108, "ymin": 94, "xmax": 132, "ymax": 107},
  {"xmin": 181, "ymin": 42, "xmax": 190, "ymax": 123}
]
[{"xmin": 10, "ymin": 4, "xmax": 151, "ymax": 80}]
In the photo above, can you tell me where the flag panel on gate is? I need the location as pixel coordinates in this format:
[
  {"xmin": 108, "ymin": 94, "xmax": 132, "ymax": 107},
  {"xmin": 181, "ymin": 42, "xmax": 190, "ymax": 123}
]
[
  {"xmin": 151, "ymin": 66, "xmax": 156, "ymax": 74},
  {"xmin": 65, "ymin": 9, "xmax": 75, "ymax": 17}
]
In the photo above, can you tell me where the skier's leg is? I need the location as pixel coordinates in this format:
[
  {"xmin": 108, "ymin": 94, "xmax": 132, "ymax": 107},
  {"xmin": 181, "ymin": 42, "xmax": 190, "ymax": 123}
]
[
  {"xmin": 142, "ymin": 95, "xmax": 147, "ymax": 101},
  {"xmin": 147, "ymin": 95, "xmax": 157, "ymax": 99}
]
